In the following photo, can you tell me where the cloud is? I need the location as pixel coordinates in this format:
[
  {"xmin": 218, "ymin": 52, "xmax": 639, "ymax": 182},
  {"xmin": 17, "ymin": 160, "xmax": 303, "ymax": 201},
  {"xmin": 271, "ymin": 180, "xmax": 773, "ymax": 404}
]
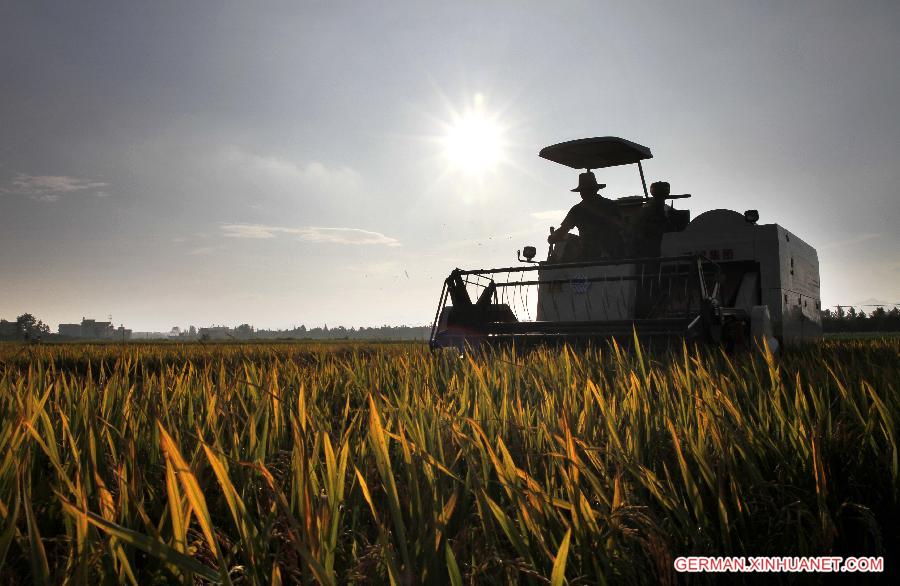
[
  {"xmin": 215, "ymin": 147, "xmax": 362, "ymax": 198},
  {"xmin": 220, "ymin": 224, "xmax": 286, "ymax": 239},
  {"xmin": 819, "ymin": 232, "xmax": 882, "ymax": 250},
  {"xmin": 220, "ymin": 223, "xmax": 400, "ymax": 246},
  {"xmin": 297, "ymin": 227, "xmax": 401, "ymax": 246},
  {"xmin": 187, "ymin": 246, "xmax": 217, "ymax": 256},
  {"xmin": 851, "ymin": 297, "xmax": 893, "ymax": 306},
  {"xmin": 1, "ymin": 173, "xmax": 109, "ymax": 201}
]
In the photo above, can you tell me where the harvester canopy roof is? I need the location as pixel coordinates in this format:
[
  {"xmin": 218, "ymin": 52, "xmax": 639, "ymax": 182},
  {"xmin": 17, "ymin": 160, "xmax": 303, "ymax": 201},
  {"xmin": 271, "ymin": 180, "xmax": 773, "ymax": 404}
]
[{"xmin": 539, "ymin": 137, "xmax": 653, "ymax": 169}]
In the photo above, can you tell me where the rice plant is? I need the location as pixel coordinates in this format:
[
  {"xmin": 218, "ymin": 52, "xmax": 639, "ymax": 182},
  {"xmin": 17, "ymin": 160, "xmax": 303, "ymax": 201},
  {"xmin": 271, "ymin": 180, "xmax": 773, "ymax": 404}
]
[{"xmin": 0, "ymin": 338, "xmax": 896, "ymax": 583}]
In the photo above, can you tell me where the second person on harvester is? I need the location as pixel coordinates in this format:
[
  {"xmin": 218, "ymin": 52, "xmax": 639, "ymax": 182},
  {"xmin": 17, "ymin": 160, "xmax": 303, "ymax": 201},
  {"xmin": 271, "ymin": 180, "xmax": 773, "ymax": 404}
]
[
  {"xmin": 547, "ymin": 170, "xmax": 625, "ymax": 260},
  {"xmin": 632, "ymin": 181, "xmax": 676, "ymax": 258}
]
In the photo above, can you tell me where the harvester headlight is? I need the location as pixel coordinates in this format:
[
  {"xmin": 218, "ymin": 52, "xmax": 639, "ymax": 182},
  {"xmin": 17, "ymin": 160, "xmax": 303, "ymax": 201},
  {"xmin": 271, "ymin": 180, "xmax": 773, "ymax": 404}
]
[
  {"xmin": 744, "ymin": 209, "xmax": 760, "ymax": 224},
  {"xmin": 523, "ymin": 246, "xmax": 537, "ymax": 261}
]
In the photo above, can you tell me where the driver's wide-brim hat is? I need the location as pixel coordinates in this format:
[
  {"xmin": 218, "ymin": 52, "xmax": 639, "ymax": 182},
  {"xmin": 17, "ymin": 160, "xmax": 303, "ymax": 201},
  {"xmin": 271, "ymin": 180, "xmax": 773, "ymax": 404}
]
[{"xmin": 571, "ymin": 171, "xmax": 606, "ymax": 192}]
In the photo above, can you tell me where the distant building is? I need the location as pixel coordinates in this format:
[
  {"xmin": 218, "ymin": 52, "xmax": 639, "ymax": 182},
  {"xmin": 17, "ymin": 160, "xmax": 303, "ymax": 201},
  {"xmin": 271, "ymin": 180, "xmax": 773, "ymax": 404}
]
[
  {"xmin": 58, "ymin": 323, "xmax": 82, "ymax": 338},
  {"xmin": 198, "ymin": 326, "xmax": 233, "ymax": 340},
  {"xmin": 0, "ymin": 319, "xmax": 16, "ymax": 339},
  {"xmin": 56, "ymin": 317, "xmax": 128, "ymax": 340},
  {"xmin": 234, "ymin": 323, "xmax": 254, "ymax": 339},
  {"xmin": 80, "ymin": 318, "xmax": 115, "ymax": 339}
]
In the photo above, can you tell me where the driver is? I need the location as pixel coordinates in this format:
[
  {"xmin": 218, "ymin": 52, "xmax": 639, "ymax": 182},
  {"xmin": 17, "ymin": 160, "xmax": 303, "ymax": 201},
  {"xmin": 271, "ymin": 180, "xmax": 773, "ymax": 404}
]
[{"xmin": 547, "ymin": 171, "xmax": 624, "ymax": 259}]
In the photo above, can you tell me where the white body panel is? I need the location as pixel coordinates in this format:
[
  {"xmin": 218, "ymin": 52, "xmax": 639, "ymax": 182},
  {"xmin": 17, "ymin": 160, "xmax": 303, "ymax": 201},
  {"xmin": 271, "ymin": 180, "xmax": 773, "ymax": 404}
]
[
  {"xmin": 661, "ymin": 209, "xmax": 822, "ymax": 345},
  {"xmin": 536, "ymin": 264, "xmax": 637, "ymax": 321}
]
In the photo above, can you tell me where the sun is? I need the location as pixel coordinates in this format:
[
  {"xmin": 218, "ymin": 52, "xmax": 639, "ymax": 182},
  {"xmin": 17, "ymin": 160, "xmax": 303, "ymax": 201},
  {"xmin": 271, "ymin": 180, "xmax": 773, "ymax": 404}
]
[{"xmin": 441, "ymin": 94, "xmax": 505, "ymax": 175}]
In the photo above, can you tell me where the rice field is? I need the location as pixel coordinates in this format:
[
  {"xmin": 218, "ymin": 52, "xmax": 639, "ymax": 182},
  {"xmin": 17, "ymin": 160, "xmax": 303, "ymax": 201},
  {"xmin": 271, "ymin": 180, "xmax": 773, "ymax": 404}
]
[{"xmin": 0, "ymin": 338, "xmax": 897, "ymax": 584}]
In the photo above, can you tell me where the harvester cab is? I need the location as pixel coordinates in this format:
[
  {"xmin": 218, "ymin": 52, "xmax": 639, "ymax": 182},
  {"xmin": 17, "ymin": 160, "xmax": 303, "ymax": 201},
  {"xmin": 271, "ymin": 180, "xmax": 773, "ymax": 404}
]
[{"xmin": 429, "ymin": 137, "xmax": 822, "ymax": 351}]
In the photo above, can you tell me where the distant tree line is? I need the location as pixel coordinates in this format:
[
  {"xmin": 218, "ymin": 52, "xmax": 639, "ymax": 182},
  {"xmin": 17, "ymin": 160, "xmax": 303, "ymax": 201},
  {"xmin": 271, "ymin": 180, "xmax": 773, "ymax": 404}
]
[
  {"xmin": 7, "ymin": 306, "xmax": 897, "ymax": 343},
  {"xmin": 169, "ymin": 323, "xmax": 432, "ymax": 342},
  {"xmin": 0, "ymin": 313, "xmax": 51, "ymax": 342},
  {"xmin": 2, "ymin": 313, "xmax": 432, "ymax": 342},
  {"xmin": 253, "ymin": 324, "xmax": 431, "ymax": 341},
  {"xmin": 821, "ymin": 306, "xmax": 900, "ymax": 333}
]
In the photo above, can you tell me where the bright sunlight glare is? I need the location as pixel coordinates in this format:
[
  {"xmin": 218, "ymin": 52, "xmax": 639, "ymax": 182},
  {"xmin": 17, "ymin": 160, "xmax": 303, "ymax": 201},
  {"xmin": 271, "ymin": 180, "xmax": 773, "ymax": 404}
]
[{"xmin": 442, "ymin": 94, "xmax": 505, "ymax": 175}]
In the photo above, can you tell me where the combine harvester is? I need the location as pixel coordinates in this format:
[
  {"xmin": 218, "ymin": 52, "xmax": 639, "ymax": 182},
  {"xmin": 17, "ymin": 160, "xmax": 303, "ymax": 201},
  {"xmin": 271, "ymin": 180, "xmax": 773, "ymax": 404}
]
[{"xmin": 430, "ymin": 137, "xmax": 822, "ymax": 351}]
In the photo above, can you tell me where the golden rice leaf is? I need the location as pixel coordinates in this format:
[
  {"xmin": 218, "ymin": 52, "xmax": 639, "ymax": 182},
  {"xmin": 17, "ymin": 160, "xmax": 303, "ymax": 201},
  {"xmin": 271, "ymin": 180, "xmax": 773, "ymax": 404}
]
[
  {"xmin": 445, "ymin": 542, "xmax": 463, "ymax": 586},
  {"xmin": 201, "ymin": 444, "xmax": 262, "ymax": 563},
  {"xmin": 0, "ymin": 485, "xmax": 20, "ymax": 571},
  {"xmin": 481, "ymin": 490, "xmax": 533, "ymax": 566},
  {"xmin": 366, "ymin": 394, "xmax": 410, "ymax": 568},
  {"xmin": 58, "ymin": 497, "xmax": 220, "ymax": 582},
  {"xmin": 165, "ymin": 458, "xmax": 188, "ymax": 553},
  {"xmin": 433, "ymin": 490, "xmax": 459, "ymax": 552},
  {"xmin": 157, "ymin": 422, "xmax": 233, "ymax": 585},
  {"xmin": 24, "ymin": 478, "xmax": 51, "ymax": 586},
  {"xmin": 550, "ymin": 528, "xmax": 572, "ymax": 586},
  {"xmin": 355, "ymin": 467, "xmax": 400, "ymax": 586}
]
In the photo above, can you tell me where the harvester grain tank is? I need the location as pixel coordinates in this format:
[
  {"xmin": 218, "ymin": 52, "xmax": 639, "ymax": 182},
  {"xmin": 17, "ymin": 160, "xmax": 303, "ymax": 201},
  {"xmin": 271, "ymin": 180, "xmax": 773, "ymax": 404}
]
[{"xmin": 429, "ymin": 137, "xmax": 822, "ymax": 350}]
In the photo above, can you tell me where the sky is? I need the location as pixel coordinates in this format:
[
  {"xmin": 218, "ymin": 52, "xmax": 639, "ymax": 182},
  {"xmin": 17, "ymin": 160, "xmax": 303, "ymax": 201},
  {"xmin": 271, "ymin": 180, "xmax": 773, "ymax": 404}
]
[{"xmin": 1, "ymin": 1, "xmax": 898, "ymax": 331}]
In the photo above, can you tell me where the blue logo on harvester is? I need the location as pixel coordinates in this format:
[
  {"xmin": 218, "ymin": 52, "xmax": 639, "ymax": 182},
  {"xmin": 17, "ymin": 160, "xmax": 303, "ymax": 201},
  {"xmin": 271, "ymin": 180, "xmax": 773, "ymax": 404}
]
[{"xmin": 571, "ymin": 273, "xmax": 590, "ymax": 294}]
